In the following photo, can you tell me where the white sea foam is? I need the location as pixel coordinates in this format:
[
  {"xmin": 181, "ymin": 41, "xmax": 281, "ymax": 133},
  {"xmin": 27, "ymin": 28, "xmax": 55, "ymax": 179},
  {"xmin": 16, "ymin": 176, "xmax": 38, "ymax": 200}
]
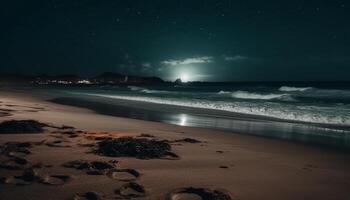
[
  {"xmin": 127, "ymin": 86, "xmax": 186, "ymax": 95},
  {"xmin": 279, "ymin": 86, "xmax": 313, "ymax": 92},
  {"xmin": 218, "ymin": 90, "xmax": 291, "ymax": 100},
  {"xmin": 127, "ymin": 86, "xmax": 144, "ymax": 91},
  {"xmin": 81, "ymin": 93, "xmax": 350, "ymax": 126},
  {"xmin": 140, "ymin": 89, "xmax": 170, "ymax": 94}
]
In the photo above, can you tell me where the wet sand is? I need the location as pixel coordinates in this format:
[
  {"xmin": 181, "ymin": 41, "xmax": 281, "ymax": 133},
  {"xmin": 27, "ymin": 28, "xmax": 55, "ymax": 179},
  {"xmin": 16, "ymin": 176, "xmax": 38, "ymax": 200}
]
[{"xmin": 1, "ymin": 91, "xmax": 350, "ymax": 200}]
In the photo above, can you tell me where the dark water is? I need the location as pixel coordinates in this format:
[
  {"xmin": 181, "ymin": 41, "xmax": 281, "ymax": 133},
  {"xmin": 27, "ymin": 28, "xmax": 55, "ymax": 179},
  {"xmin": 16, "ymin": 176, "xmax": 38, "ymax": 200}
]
[
  {"xmin": 18, "ymin": 82, "xmax": 350, "ymax": 149},
  {"xmin": 42, "ymin": 82, "xmax": 350, "ymax": 125}
]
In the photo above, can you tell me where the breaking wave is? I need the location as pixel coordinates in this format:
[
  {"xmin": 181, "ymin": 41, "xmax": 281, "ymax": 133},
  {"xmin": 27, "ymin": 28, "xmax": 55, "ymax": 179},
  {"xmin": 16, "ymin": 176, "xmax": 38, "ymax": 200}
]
[
  {"xmin": 218, "ymin": 90, "xmax": 292, "ymax": 100},
  {"xmin": 127, "ymin": 86, "xmax": 171, "ymax": 94},
  {"xmin": 128, "ymin": 86, "xmax": 143, "ymax": 91},
  {"xmin": 279, "ymin": 86, "xmax": 313, "ymax": 92},
  {"xmin": 82, "ymin": 93, "xmax": 350, "ymax": 126}
]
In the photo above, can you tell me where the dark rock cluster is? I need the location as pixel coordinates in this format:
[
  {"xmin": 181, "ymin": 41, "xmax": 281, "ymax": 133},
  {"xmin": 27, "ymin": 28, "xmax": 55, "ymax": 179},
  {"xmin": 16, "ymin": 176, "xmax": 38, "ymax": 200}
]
[
  {"xmin": 94, "ymin": 137, "xmax": 178, "ymax": 159},
  {"xmin": 0, "ymin": 120, "xmax": 47, "ymax": 134}
]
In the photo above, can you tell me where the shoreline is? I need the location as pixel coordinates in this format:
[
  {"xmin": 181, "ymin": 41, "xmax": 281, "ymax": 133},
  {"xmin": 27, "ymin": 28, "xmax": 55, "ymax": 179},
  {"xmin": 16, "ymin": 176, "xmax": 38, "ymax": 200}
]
[
  {"xmin": 49, "ymin": 96, "xmax": 350, "ymax": 150},
  {"xmin": 1, "ymin": 91, "xmax": 350, "ymax": 200},
  {"xmin": 8, "ymin": 85, "xmax": 350, "ymax": 129}
]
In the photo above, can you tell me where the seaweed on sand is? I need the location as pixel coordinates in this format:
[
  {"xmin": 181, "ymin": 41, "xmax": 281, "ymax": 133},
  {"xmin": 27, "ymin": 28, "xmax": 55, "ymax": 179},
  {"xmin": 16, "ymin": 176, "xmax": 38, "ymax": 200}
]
[
  {"xmin": 0, "ymin": 142, "xmax": 32, "ymax": 156},
  {"xmin": 0, "ymin": 120, "xmax": 47, "ymax": 134},
  {"xmin": 174, "ymin": 138, "xmax": 201, "ymax": 143},
  {"xmin": 94, "ymin": 137, "xmax": 178, "ymax": 159},
  {"xmin": 63, "ymin": 160, "xmax": 116, "ymax": 175}
]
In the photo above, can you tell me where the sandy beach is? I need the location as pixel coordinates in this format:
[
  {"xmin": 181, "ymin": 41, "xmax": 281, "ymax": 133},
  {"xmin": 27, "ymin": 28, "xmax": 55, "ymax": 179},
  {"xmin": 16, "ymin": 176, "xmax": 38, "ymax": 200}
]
[{"xmin": 1, "ymin": 91, "xmax": 350, "ymax": 200}]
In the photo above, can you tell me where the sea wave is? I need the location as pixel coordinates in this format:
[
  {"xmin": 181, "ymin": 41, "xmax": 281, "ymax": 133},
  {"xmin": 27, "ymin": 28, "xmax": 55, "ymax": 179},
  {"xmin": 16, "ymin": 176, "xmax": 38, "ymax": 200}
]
[
  {"xmin": 127, "ymin": 86, "xmax": 144, "ymax": 91},
  {"xmin": 82, "ymin": 93, "xmax": 350, "ymax": 126},
  {"xmin": 218, "ymin": 90, "xmax": 292, "ymax": 100},
  {"xmin": 279, "ymin": 86, "xmax": 313, "ymax": 92},
  {"xmin": 283, "ymin": 87, "xmax": 350, "ymax": 103},
  {"xmin": 127, "ymin": 86, "xmax": 170, "ymax": 94}
]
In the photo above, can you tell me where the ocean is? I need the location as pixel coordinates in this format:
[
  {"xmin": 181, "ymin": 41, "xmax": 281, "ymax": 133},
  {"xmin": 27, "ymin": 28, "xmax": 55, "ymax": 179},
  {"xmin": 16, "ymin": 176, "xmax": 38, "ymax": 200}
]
[{"xmin": 29, "ymin": 82, "xmax": 350, "ymax": 149}]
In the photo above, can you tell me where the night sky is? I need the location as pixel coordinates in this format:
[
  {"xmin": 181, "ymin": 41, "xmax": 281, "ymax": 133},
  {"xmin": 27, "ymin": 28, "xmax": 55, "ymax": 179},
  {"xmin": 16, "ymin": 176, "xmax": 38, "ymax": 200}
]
[{"xmin": 0, "ymin": 0, "xmax": 349, "ymax": 81}]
